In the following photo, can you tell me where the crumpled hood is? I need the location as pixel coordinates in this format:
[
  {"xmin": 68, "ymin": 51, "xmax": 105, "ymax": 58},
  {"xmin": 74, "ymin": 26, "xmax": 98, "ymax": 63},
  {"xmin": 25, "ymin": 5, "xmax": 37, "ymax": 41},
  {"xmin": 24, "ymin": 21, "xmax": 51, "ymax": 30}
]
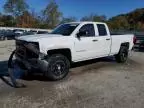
[{"xmin": 17, "ymin": 34, "xmax": 63, "ymax": 42}]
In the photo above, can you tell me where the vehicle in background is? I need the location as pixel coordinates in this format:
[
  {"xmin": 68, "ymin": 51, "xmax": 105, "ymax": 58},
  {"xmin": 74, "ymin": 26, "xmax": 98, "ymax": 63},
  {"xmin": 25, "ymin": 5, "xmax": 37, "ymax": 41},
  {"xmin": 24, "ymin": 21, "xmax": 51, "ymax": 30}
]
[
  {"xmin": 19, "ymin": 30, "xmax": 49, "ymax": 36},
  {"xmin": 0, "ymin": 30, "xmax": 16, "ymax": 40},
  {"xmin": 139, "ymin": 41, "xmax": 144, "ymax": 49},
  {"xmin": 0, "ymin": 29, "xmax": 49, "ymax": 40},
  {"xmin": 29, "ymin": 30, "xmax": 37, "ymax": 34},
  {"xmin": 29, "ymin": 30, "xmax": 49, "ymax": 34},
  {"xmin": 37, "ymin": 31, "xmax": 49, "ymax": 34},
  {"xmin": 133, "ymin": 33, "xmax": 144, "ymax": 50},
  {"xmin": 0, "ymin": 29, "xmax": 24, "ymax": 40},
  {"xmin": 22, "ymin": 31, "xmax": 35, "ymax": 36},
  {"xmin": 13, "ymin": 29, "xmax": 25, "ymax": 36},
  {"xmin": 15, "ymin": 22, "xmax": 134, "ymax": 81},
  {"xmin": 0, "ymin": 30, "xmax": 5, "ymax": 40}
]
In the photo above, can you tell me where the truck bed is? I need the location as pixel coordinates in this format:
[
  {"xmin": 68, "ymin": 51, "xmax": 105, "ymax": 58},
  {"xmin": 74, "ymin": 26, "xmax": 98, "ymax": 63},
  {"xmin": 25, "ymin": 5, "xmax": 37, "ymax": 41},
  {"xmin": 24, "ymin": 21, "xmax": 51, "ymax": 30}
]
[{"xmin": 110, "ymin": 34, "xmax": 134, "ymax": 55}]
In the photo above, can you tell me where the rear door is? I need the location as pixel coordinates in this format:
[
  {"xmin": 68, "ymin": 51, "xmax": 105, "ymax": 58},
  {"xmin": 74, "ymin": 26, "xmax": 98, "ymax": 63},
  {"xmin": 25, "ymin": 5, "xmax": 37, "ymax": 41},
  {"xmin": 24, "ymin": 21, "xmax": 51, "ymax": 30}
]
[{"xmin": 95, "ymin": 24, "xmax": 111, "ymax": 56}]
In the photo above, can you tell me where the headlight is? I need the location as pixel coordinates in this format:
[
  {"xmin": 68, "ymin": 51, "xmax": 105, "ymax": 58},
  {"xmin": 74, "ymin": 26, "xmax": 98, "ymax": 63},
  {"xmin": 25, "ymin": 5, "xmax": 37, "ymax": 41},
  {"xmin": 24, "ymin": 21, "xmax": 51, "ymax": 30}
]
[
  {"xmin": 16, "ymin": 40, "xmax": 39, "ymax": 54},
  {"xmin": 24, "ymin": 42, "xmax": 39, "ymax": 54}
]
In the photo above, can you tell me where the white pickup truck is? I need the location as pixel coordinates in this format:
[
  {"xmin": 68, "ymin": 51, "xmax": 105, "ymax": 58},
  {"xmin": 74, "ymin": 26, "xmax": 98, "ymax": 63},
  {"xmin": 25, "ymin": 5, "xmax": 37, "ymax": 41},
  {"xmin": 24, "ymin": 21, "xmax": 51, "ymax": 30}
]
[{"xmin": 15, "ymin": 22, "xmax": 134, "ymax": 80}]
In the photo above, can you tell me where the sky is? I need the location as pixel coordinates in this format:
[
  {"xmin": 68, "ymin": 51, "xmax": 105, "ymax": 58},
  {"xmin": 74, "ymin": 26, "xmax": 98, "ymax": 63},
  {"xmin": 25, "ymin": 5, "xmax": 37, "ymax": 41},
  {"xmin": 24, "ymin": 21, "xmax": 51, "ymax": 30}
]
[{"xmin": 0, "ymin": 0, "xmax": 144, "ymax": 19}]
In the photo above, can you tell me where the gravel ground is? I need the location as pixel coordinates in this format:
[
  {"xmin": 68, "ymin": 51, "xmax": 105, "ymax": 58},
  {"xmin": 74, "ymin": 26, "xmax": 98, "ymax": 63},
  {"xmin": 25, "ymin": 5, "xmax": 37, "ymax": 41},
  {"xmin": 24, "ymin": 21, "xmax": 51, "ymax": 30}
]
[{"xmin": 0, "ymin": 40, "xmax": 144, "ymax": 108}]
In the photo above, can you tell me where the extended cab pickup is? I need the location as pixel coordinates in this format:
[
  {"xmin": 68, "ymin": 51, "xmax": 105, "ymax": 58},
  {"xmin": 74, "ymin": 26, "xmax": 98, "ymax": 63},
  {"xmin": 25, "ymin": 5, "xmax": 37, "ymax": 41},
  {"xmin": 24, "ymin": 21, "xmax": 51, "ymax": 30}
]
[{"xmin": 15, "ymin": 22, "xmax": 134, "ymax": 80}]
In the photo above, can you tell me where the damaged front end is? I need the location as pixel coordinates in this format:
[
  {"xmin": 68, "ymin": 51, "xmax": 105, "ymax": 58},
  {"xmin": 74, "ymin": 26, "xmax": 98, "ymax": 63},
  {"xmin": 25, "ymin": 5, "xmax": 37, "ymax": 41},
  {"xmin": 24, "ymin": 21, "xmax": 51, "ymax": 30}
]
[
  {"xmin": 7, "ymin": 40, "xmax": 48, "ymax": 88},
  {"xmin": 15, "ymin": 40, "xmax": 48, "ymax": 72}
]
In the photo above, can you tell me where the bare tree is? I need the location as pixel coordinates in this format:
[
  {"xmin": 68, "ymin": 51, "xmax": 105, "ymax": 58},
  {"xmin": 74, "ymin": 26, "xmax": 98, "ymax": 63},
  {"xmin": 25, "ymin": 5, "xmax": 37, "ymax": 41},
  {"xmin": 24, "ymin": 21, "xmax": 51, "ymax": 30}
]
[{"xmin": 42, "ymin": 0, "xmax": 62, "ymax": 28}]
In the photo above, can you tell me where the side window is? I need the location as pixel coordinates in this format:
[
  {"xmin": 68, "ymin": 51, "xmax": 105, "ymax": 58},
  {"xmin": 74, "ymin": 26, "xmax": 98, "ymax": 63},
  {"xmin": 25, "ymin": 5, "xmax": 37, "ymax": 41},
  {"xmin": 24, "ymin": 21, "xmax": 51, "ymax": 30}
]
[
  {"xmin": 79, "ymin": 24, "xmax": 95, "ymax": 37},
  {"xmin": 97, "ymin": 24, "xmax": 107, "ymax": 36}
]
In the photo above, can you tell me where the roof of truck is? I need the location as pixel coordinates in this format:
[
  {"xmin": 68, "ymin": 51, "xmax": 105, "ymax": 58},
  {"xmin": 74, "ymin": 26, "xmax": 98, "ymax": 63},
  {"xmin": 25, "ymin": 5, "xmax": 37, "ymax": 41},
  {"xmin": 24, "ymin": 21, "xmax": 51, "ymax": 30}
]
[{"xmin": 66, "ymin": 21, "xmax": 106, "ymax": 24}]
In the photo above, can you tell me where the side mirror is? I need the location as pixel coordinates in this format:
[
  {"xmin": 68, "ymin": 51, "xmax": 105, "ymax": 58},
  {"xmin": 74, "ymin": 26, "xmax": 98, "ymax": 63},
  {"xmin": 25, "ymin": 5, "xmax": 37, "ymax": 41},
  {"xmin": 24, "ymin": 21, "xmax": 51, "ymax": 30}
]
[{"xmin": 76, "ymin": 30, "xmax": 87, "ymax": 38}]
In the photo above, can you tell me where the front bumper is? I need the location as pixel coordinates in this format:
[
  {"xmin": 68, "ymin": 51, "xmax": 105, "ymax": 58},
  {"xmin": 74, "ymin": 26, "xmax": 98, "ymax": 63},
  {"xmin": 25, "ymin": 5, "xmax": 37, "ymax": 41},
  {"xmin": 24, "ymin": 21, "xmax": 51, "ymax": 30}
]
[{"xmin": 15, "ymin": 55, "xmax": 48, "ymax": 72}]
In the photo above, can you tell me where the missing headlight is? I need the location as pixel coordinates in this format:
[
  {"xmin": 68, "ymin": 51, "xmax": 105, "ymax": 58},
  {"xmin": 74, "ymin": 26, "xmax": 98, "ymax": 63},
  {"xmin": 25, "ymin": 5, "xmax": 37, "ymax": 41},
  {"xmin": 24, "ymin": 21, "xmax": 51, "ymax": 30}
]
[{"xmin": 16, "ymin": 40, "xmax": 40, "ymax": 59}]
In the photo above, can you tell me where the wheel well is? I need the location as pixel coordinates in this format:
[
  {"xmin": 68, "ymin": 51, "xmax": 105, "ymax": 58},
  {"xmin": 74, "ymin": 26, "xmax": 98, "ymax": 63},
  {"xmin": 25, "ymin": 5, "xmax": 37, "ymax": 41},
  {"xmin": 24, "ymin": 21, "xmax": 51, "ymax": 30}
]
[
  {"xmin": 47, "ymin": 49, "xmax": 72, "ymax": 62},
  {"xmin": 121, "ymin": 42, "xmax": 130, "ymax": 49}
]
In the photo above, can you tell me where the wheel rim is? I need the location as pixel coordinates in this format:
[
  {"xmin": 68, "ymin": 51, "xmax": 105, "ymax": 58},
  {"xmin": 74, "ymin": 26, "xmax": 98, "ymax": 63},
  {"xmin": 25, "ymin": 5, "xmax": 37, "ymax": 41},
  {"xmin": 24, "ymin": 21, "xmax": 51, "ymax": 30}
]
[{"xmin": 51, "ymin": 60, "xmax": 66, "ymax": 76}]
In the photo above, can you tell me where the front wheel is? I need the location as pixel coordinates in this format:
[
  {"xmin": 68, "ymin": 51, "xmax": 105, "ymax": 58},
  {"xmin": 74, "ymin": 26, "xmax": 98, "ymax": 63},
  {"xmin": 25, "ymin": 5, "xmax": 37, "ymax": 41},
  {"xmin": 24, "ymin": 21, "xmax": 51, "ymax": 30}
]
[
  {"xmin": 115, "ymin": 46, "xmax": 129, "ymax": 63},
  {"xmin": 45, "ymin": 54, "xmax": 70, "ymax": 81}
]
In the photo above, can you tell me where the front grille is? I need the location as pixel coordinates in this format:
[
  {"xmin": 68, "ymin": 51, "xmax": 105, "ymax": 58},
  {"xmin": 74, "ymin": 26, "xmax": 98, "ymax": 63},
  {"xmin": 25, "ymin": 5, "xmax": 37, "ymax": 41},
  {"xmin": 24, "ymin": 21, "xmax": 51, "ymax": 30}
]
[{"xmin": 15, "ymin": 40, "xmax": 39, "ymax": 59}]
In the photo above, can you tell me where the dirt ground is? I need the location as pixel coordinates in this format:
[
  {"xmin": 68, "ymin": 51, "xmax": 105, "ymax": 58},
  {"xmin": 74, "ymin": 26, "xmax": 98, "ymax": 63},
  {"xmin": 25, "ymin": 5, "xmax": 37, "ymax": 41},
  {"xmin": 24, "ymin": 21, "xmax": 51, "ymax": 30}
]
[{"xmin": 0, "ymin": 40, "xmax": 144, "ymax": 108}]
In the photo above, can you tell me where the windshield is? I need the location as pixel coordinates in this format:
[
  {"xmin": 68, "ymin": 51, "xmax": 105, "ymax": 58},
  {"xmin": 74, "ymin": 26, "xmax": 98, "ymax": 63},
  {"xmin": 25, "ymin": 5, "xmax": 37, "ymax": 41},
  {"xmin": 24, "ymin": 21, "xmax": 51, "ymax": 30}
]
[{"xmin": 51, "ymin": 23, "xmax": 79, "ymax": 36}]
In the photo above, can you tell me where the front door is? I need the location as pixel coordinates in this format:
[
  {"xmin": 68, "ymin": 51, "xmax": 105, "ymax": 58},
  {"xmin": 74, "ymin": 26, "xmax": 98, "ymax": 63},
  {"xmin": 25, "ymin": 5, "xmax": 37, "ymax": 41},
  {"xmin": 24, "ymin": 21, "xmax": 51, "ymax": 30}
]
[{"xmin": 74, "ymin": 24, "xmax": 99, "ymax": 61}]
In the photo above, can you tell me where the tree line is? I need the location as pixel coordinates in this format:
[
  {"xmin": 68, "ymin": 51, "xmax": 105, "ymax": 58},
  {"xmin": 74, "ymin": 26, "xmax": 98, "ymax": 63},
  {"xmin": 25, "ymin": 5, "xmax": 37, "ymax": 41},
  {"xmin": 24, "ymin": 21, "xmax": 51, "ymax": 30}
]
[{"xmin": 0, "ymin": 0, "xmax": 144, "ymax": 31}]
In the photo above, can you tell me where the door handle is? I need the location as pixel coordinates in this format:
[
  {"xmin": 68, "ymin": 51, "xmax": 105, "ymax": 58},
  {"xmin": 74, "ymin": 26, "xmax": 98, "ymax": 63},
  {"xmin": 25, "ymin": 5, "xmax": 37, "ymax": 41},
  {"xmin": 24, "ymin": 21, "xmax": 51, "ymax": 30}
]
[
  {"xmin": 92, "ymin": 39, "xmax": 98, "ymax": 42},
  {"xmin": 106, "ymin": 38, "xmax": 111, "ymax": 40}
]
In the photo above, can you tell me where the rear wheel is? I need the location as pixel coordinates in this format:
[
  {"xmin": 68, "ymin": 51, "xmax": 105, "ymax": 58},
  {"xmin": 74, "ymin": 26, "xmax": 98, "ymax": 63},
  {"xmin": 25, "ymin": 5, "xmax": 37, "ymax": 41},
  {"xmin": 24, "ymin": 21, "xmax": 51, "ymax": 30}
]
[
  {"xmin": 115, "ymin": 46, "xmax": 129, "ymax": 63},
  {"xmin": 45, "ymin": 54, "xmax": 70, "ymax": 81}
]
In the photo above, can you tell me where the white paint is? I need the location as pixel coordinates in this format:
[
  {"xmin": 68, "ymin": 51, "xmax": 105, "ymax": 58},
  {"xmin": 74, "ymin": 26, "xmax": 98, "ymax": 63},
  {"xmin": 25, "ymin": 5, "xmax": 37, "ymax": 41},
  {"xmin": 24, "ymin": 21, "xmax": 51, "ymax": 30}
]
[{"xmin": 17, "ymin": 22, "xmax": 134, "ymax": 62}]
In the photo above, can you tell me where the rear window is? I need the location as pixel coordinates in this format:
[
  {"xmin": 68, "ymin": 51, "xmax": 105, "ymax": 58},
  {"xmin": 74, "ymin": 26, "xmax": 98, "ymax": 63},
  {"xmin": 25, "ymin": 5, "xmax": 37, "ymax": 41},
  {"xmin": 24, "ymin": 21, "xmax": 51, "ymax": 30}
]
[{"xmin": 97, "ymin": 24, "xmax": 107, "ymax": 36}]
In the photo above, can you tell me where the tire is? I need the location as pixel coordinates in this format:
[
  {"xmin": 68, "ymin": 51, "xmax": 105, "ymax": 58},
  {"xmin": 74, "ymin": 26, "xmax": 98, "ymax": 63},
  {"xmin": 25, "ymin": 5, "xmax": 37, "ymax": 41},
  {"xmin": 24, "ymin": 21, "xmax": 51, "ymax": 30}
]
[
  {"xmin": 45, "ymin": 54, "xmax": 70, "ymax": 81},
  {"xmin": 115, "ymin": 46, "xmax": 129, "ymax": 63}
]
